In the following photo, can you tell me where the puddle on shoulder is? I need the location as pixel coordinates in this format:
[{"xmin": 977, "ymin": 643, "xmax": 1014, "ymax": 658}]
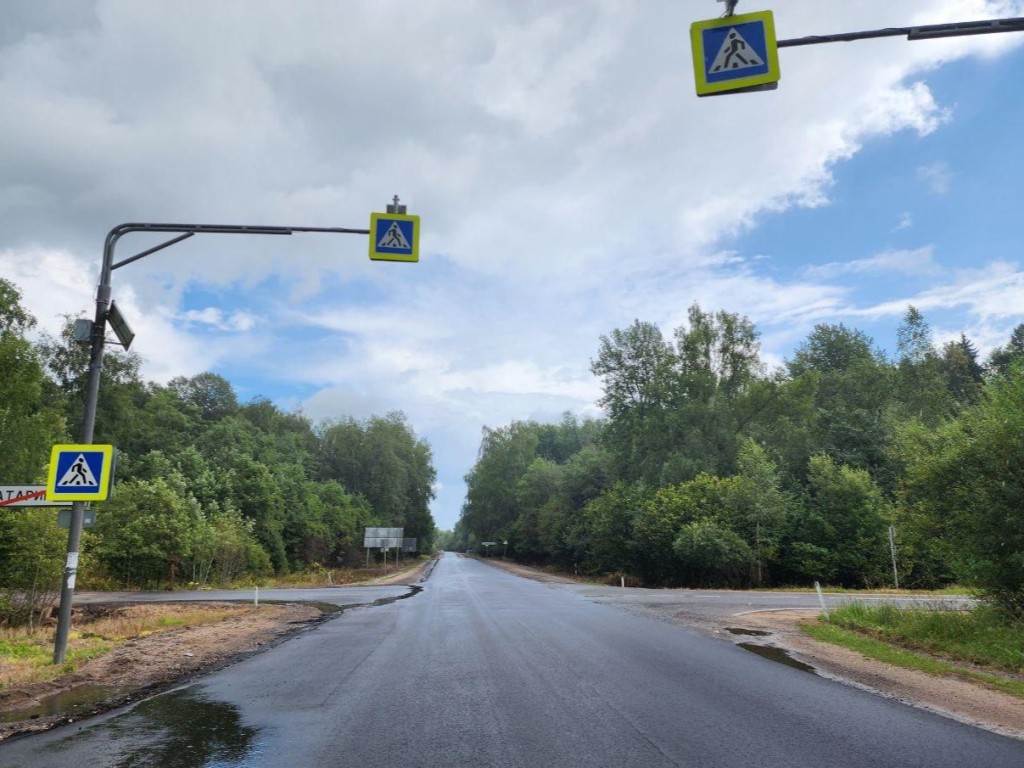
[
  {"xmin": 725, "ymin": 627, "xmax": 770, "ymax": 636},
  {"xmin": 0, "ymin": 684, "xmax": 135, "ymax": 724},
  {"xmin": 737, "ymin": 642, "xmax": 816, "ymax": 673},
  {"xmin": 36, "ymin": 685, "xmax": 261, "ymax": 768}
]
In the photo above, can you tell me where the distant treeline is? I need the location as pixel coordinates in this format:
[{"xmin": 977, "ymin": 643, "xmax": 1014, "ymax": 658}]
[
  {"xmin": 0, "ymin": 278, "xmax": 436, "ymax": 621},
  {"xmin": 454, "ymin": 304, "xmax": 1024, "ymax": 615}
]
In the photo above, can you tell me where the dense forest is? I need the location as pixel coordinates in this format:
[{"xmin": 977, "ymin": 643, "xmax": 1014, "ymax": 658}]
[
  {"xmin": 0, "ymin": 278, "xmax": 436, "ymax": 621},
  {"xmin": 454, "ymin": 303, "xmax": 1024, "ymax": 614}
]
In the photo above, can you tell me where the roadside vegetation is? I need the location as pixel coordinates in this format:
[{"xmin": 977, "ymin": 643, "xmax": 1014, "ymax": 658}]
[
  {"xmin": 0, "ymin": 605, "xmax": 254, "ymax": 687},
  {"xmin": 0, "ymin": 277, "xmax": 438, "ymax": 627},
  {"xmin": 804, "ymin": 603, "xmax": 1024, "ymax": 698},
  {"xmin": 453, "ymin": 304, "xmax": 1024, "ymax": 625}
]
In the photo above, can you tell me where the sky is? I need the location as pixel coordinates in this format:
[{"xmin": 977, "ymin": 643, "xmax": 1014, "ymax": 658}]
[{"xmin": 2, "ymin": 1, "xmax": 1023, "ymax": 531}]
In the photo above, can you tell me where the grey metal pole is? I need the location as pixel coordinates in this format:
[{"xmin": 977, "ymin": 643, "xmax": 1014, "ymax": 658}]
[{"xmin": 53, "ymin": 237, "xmax": 115, "ymax": 663}]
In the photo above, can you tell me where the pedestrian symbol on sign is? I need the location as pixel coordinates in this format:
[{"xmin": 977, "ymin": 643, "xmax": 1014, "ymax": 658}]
[
  {"xmin": 58, "ymin": 455, "xmax": 98, "ymax": 486},
  {"xmin": 378, "ymin": 221, "xmax": 411, "ymax": 250},
  {"xmin": 710, "ymin": 28, "xmax": 765, "ymax": 72}
]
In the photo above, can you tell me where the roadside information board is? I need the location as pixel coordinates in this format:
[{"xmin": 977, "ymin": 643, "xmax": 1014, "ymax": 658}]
[{"xmin": 0, "ymin": 485, "xmax": 72, "ymax": 507}]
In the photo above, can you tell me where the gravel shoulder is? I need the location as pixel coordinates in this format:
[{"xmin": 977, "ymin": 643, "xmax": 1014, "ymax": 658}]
[{"xmin": 480, "ymin": 557, "xmax": 1024, "ymax": 740}]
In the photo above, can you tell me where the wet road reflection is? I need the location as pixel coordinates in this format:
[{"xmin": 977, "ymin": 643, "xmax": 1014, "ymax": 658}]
[{"xmin": 25, "ymin": 687, "xmax": 259, "ymax": 768}]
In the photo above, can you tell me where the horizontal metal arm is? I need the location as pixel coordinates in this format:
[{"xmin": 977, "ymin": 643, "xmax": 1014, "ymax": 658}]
[
  {"xmin": 104, "ymin": 222, "xmax": 371, "ymax": 276},
  {"xmin": 778, "ymin": 16, "xmax": 1024, "ymax": 48}
]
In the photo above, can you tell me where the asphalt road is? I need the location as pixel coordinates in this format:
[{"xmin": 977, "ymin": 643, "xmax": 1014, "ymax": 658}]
[
  {"xmin": 2, "ymin": 553, "xmax": 1021, "ymax": 768},
  {"xmin": 73, "ymin": 585, "xmax": 412, "ymax": 608}
]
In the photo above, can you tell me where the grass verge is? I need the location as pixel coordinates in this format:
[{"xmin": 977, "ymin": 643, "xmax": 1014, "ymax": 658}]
[
  {"xmin": 0, "ymin": 604, "xmax": 251, "ymax": 689},
  {"xmin": 801, "ymin": 603, "xmax": 1024, "ymax": 700}
]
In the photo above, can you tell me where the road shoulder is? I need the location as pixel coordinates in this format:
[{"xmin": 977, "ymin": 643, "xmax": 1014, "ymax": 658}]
[{"xmin": 0, "ymin": 602, "xmax": 321, "ymax": 743}]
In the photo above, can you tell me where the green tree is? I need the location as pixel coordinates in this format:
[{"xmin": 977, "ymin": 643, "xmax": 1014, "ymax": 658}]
[
  {"xmin": 460, "ymin": 421, "xmax": 540, "ymax": 541},
  {"xmin": 591, "ymin": 320, "xmax": 675, "ymax": 483},
  {"xmin": 786, "ymin": 324, "xmax": 895, "ymax": 486},
  {"xmin": 39, "ymin": 315, "xmax": 147, "ymax": 447},
  {"xmin": 581, "ymin": 482, "xmax": 645, "ymax": 576},
  {"xmin": 902, "ymin": 363, "xmax": 1024, "ymax": 614},
  {"xmin": 673, "ymin": 520, "xmax": 752, "ymax": 587},
  {"xmin": 0, "ymin": 508, "xmax": 66, "ymax": 627},
  {"xmin": 940, "ymin": 334, "xmax": 985, "ymax": 409},
  {"xmin": 987, "ymin": 323, "xmax": 1024, "ymax": 376},
  {"xmin": 0, "ymin": 279, "xmax": 64, "ymax": 482},
  {"xmin": 785, "ymin": 455, "xmax": 891, "ymax": 587},
  {"xmin": 894, "ymin": 306, "xmax": 952, "ymax": 426},
  {"xmin": 169, "ymin": 372, "xmax": 239, "ymax": 422},
  {"xmin": 319, "ymin": 412, "xmax": 436, "ymax": 545},
  {"xmin": 724, "ymin": 440, "xmax": 791, "ymax": 586},
  {"xmin": 633, "ymin": 474, "xmax": 728, "ymax": 584},
  {"xmin": 93, "ymin": 478, "xmax": 206, "ymax": 588}
]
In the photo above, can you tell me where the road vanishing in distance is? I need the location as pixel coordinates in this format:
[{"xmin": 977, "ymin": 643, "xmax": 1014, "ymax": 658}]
[{"xmin": 1, "ymin": 552, "xmax": 1021, "ymax": 768}]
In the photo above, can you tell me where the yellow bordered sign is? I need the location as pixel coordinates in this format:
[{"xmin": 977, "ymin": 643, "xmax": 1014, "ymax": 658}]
[
  {"xmin": 369, "ymin": 212, "xmax": 420, "ymax": 263},
  {"xmin": 47, "ymin": 444, "xmax": 115, "ymax": 501},
  {"xmin": 691, "ymin": 10, "xmax": 780, "ymax": 96}
]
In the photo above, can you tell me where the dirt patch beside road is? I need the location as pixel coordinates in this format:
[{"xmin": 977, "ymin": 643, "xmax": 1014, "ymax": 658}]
[
  {"xmin": 482, "ymin": 558, "xmax": 1024, "ymax": 740},
  {"xmin": 366, "ymin": 555, "xmax": 438, "ymax": 586},
  {"xmin": 0, "ymin": 602, "xmax": 321, "ymax": 743}
]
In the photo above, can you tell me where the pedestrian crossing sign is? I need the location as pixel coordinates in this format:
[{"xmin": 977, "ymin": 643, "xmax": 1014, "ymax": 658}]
[
  {"xmin": 691, "ymin": 10, "xmax": 780, "ymax": 96},
  {"xmin": 369, "ymin": 212, "xmax": 420, "ymax": 262},
  {"xmin": 46, "ymin": 444, "xmax": 115, "ymax": 501}
]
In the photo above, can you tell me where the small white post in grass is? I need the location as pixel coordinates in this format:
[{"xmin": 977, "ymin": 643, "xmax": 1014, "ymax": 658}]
[
  {"xmin": 254, "ymin": 586, "xmax": 259, "ymax": 609},
  {"xmin": 621, "ymin": 575, "xmax": 625, "ymax": 588},
  {"xmin": 814, "ymin": 581, "xmax": 828, "ymax": 617},
  {"xmin": 888, "ymin": 525, "xmax": 900, "ymax": 590}
]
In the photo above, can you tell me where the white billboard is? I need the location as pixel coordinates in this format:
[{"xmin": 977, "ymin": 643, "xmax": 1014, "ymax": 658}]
[{"xmin": 364, "ymin": 527, "xmax": 404, "ymax": 548}]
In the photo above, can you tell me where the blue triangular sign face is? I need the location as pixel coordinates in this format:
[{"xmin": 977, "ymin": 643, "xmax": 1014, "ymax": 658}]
[{"xmin": 54, "ymin": 451, "xmax": 104, "ymax": 492}]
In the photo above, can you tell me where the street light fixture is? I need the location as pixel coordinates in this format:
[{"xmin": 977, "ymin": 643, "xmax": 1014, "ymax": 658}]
[{"xmin": 52, "ymin": 216, "xmax": 393, "ymax": 663}]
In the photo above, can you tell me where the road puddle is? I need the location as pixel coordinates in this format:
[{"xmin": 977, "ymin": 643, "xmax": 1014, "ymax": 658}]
[
  {"xmin": 725, "ymin": 627, "xmax": 770, "ymax": 636},
  {"xmin": 44, "ymin": 685, "xmax": 260, "ymax": 767},
  {"xmin": 0, "ymin": 684, "xmax": 135, "ymax": 724},
  {"xmin": 737, "ymin": 643, "xmax": 816, "ymax": 673}
]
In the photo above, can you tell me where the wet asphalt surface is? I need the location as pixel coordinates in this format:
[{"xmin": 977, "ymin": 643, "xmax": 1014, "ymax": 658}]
[{"xmin": 2, "ymin": 553, "xmax": 1022, "ymax": 768}]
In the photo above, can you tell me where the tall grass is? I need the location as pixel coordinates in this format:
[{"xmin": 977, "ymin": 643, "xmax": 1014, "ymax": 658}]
[{"xmin": 824, "ymin": 602, "xmax": 1024, "ymax": 673}]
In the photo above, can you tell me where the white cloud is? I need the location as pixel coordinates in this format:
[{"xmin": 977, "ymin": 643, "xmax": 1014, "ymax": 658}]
[
  {"xmin": 918, "ymin": 161, "xmax": 953, "ymax": 194},
  {"xmin": 182, "ymin": 307, "xmax": 258, "ymax": 333},
  {"xmin": 805, "ymin": 246, "xmax": 941, "ymax": 279},
  {"xmin": 855, "ymin": 262, "xmax": 1024, "ymax": 322}
]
